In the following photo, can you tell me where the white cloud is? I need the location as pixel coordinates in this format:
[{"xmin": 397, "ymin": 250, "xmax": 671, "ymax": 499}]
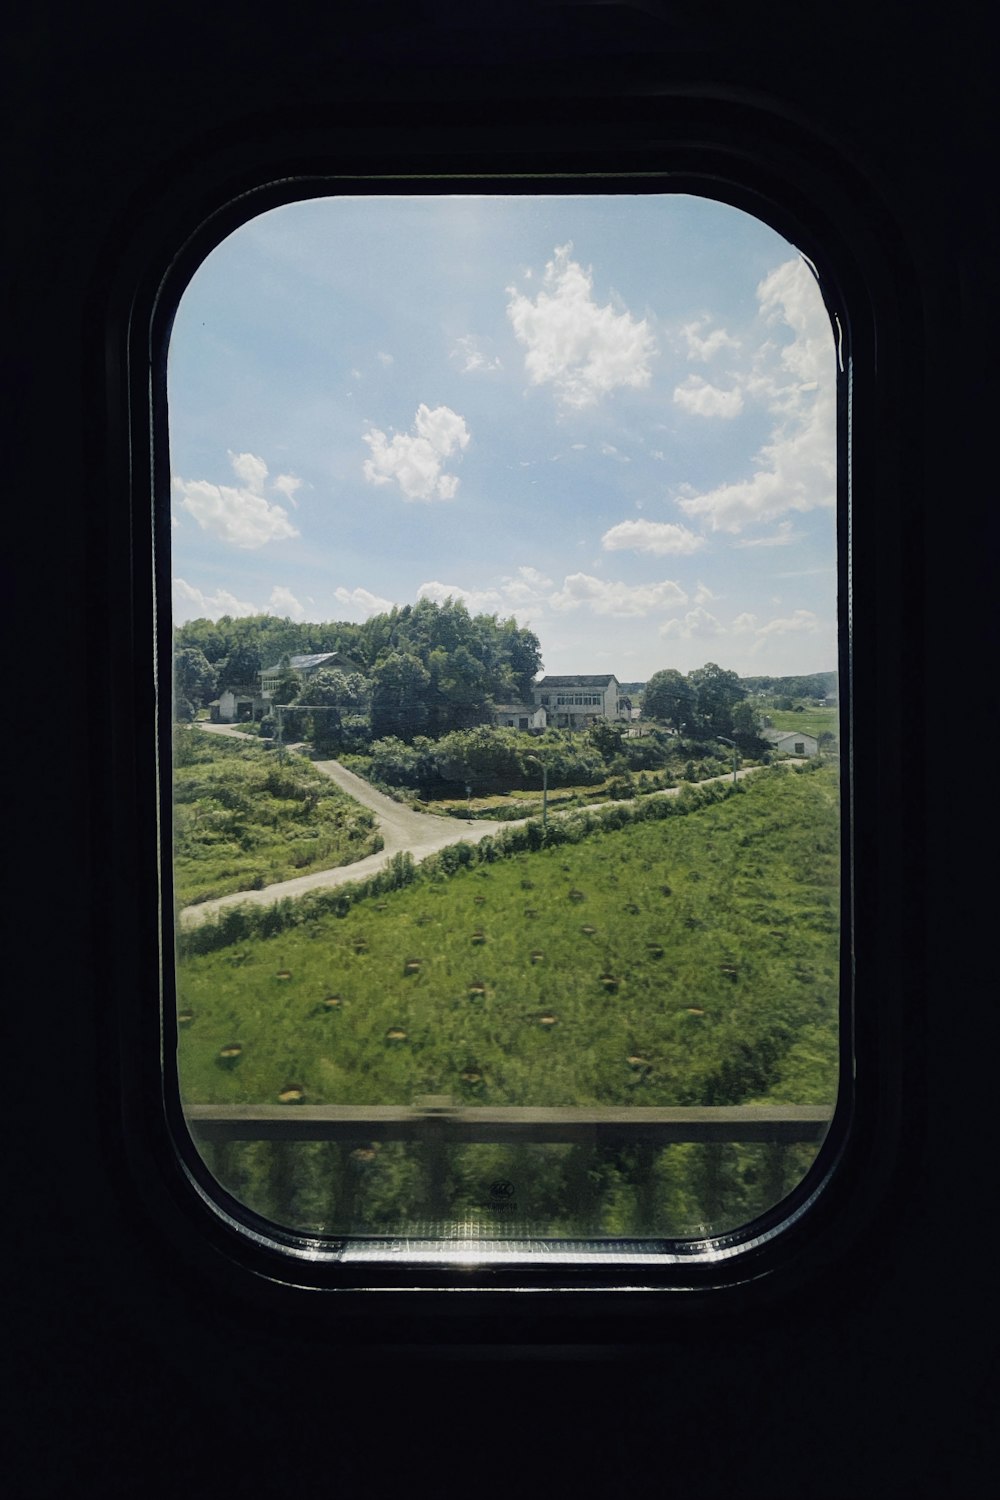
[
  {"xmin": 673, "ymin": 375, "xmax": 744, "ymax": 419},
  {"xmin": 754, "ymin": 609, "xmax": 821, "ymax": 638},
  {"xmin": 228, "ymin": 450, "xmax": 268, "ymax": 491},
  {"xmin": 173, "ymin": 451, "xmax": 300, "ymax": 548},
  {"xmin": 268, "ymin": 586, "xmax": 305, "ymax": 621},
  {"xmin": 729, "ymin": 608, "xmax": 822, "ymax": 649},
  {"xmin": 417, "ymin": 580, "xmax": 503, "ymax": 613},
  {"xmin": 173, "ymin": 578, "xmax": 259, "ymax": 622},
  {"xmin": 734, "ymin": 521, "xmax": 801, "ymax": 548},
  {"xmin": 506, "ymin": 243, "xmax": 656, "ymax": 408},
  {"xmin": 377, "ymin": 351, "xmax": 394, "ymax": 367},
  {"xmin": 681, "ymin": 319, "xmax": 740, "ymax": 361},
  {"xmin": 332, "ymin": 585, "xmax": 395, "ymax": 619},
  {"xmin": 659, "ymin": 607, "xmax": 725, "ymax": 640},
  {"xmin": 601, "ymin": 519, "xmax": 706, "ymax": 557},
  {"xmin": 173, "ymin": 577, "xmax": 314, "ymax": 624},
  {"xmin": 497, "ymin": 566, "xmax": 554, "ymax": 610},
  {"xmin": 272, "ymin": 474, "xmax": 302, "ymax": 507},
  {"xmin": 451, "ymin": 335, "xmax": 502, "ymax": 373},
  {"xmin": 677, "ymin": 258, "xmax": 836, "ymax": 533},
  {"xmin": 550, "ymin": 572, "xmax": 687, "ymax": 618},
  {"xmin": 693, "ymin": 580, "xmax": 718, "ymax": 605},
  {"xmin": 362, "ymin": 403, "xmax": 470, "ymax": 501}
]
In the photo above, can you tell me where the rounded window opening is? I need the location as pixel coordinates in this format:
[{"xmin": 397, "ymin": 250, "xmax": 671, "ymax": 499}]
[{"xmin": 167, "ymin": 193, "xmax": 842, "ymax": 1253}]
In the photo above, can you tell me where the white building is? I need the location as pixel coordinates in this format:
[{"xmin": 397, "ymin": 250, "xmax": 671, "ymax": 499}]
[
  {"xmin": 259, "ymin": 651, "xmax": 362, "ymax": 696},
  {"xmin": 210, "ymin": 685, "xmax": 269, "ymax": 723},
  {"xmin": 763, "ymin": 728, "xmax": 819, "ymax": 757},
  {"xmin": 493, "ymin": 702, "xmax": 548, "ymax": 731},
  {"xmin": 530, "ymin": 674, "xmax": 632, "ymax": 730}
]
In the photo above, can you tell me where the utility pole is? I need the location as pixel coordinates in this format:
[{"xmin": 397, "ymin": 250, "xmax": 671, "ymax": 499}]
[
  {"xmin": 717, "ymin": 735, "xmax": 738, "ymax": 784},
  {"xmin": 527, "ymin": 756, "xmax": 548, "ymax": 829}
]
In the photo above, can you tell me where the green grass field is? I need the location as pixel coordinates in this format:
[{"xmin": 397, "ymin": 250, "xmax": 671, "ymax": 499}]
[
  {"xmin": 177, "ymin": 764, "xmax": 839, "ymax": 1112},
  {"xmin": 766, "ymin": 706, "xmax": 839, "ymax": 740},
  {"xmin": 173, "ymin": 729, "xmax": 382, "ymax": 906}
]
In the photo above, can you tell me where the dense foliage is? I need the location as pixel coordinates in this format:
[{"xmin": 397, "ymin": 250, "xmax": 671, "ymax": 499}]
[{"xmin": 175, "ymin": 597, "xmax": 542, "ymax": 741}]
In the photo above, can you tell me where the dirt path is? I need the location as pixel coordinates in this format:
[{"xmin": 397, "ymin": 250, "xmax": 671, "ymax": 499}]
[{"xmin": 179, "ymin": 726, "xmax": 792, "ymax": 929}]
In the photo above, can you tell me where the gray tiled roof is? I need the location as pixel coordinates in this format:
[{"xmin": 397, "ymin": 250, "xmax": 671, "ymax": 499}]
[
  {"xmin": 261, "ymin": 652, "xmax": 342, "ymax": 674},
  {"xmin": 534, "ymin": 674, "xmax": 617, "ymax": 688}
]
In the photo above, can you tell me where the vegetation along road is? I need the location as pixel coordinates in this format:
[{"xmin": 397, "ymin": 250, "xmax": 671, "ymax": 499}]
[{"xmin": 178, "ymin": 724, "xmax": 786, "ymax": 929}]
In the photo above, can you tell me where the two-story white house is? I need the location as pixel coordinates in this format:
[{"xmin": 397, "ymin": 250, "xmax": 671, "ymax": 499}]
[
  {"xmin": 258, "ymin": 651, "xmax": 364, "ymax": 696},
  {"xmin": 530, "ymin": 674, "xmax": 632, "ymax": 731}
]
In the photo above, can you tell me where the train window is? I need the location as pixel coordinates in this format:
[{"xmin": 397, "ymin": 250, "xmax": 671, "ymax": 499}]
[{"xmin": 164, "ymin": 190, "xmax": 846, "ymax": 1267}]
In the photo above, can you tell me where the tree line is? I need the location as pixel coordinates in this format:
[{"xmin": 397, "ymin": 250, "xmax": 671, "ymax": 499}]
[
  {"xmin": 642, "ymin": 663, "xmax": 762, "ymax": 747},
  {"xmin": 174, "ymin": 597, "xmax": 542, "ymax": 742}
]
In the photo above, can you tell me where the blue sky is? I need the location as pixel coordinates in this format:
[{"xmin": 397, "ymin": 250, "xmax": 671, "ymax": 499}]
[{"xmin": 168, "ymin": 194, "xmax": 838, "ymax": 680}]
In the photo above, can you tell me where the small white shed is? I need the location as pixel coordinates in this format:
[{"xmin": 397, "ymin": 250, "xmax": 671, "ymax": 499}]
[{"xmin": 762, "ymin": 728, "xmax": 819, "ymax": 757}]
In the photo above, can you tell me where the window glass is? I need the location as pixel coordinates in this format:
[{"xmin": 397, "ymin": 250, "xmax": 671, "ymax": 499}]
[{"xmin": 168, "ymin": 195, "xmax": 840, "ymax": 1247}]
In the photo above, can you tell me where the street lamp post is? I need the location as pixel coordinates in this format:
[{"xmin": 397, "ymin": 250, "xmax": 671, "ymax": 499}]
[
  {"xmin": 717, "ymin": 735, "xmax": 738, "ymax": 784},
  {"xmin": 527, "ymin": 756, "xmax": 548, "ymax": 830}
]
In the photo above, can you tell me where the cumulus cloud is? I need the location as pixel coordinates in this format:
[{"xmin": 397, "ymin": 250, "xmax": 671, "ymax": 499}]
[
  {"xmin": 172, "ymin": 451, "xmax": 300, "ymax": 548},
  {"xmin": 420, "ymin": 567, "xmax": 561, "ymax": 621},
  {"xmin": 362, "ymin": 403, "xmax": 470, "ymax": 501},
  {"xmin": 601, "ymin": 519, "xmax": 706, "ymax": 557},
  {"xmin": 172, "ymin": 578, "xmax": 259, "ymax": 622},
  {"xmin": 730, "ymin": 608, "xmax": 822, "ymax": 649},
  {"xmin": 332, "ymin": 585, "xmax": 395, "ymax": 619},
  {"xmin": 415, "ymin": 565, "xmax": 691, "ymax": 624},
  {"xmin": 417, "ymin": 580, "xmax": 504, "ymax": 613},
  {"xmin": 377, "ymin": 351, "xmax": 394, "ymax": 367},
  {"xmin": 753, "ymin": 608, "xmax": 821, "ymax": 638},
  {"xmin": 550, "ymin": 572, "xmax": 687, "ymax": 617},
  {"xmin": 677, "ymin": 258, "xmax": 836, "ymax": 533},
  {"xmin": 268, "ymin": 586, "xmax": 305, "ymax": 621},
  {"xmin": 451, "ymin": 335, "xmax": 502, "ymax": 373},
  {"xmin": 681, "ymin": 319, "xmax": 740, "ymax": 361},
  {"xmin": 507, "ymin": 243, "xmax": 656, "ymax": 408},
  {"xmin": 673, "ymin": 375, "xmax": 744, "ymax": 419},
  {"xmin": 659, "ymin": 606, "xmax": 725, "ymax": 640}
]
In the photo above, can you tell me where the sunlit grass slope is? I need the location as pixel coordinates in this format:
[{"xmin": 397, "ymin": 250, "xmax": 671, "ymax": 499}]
[
  {"xmin": 173, "ymin": 730, "xmax": 382, "ymax": 906},
  {"xmin": 177, "ymin": 765, "xmax": 839, "ymax": 1112}
]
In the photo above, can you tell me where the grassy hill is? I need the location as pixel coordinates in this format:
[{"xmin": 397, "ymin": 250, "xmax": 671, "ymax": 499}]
[{"xmin": 173, "ymin": 729, "xmax": 382, "ymax": 906}]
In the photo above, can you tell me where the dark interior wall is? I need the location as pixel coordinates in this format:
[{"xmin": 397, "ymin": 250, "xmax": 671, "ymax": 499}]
[{"xmin": 6, "ymin": 4, "xmax": 995, "ymax": 1494}]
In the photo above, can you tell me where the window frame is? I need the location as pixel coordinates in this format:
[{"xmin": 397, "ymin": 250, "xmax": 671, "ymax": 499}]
[{"xmin": 105, "ymin": 96, "xmax": 915, "ymax": 1312}]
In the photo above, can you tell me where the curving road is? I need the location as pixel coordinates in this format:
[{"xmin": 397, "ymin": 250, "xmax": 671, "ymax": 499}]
[
  {"xmin": 178, "ymin": 728, "xmax": 509, "ymax": 927},
  {"xmin": 178, "ymin": 723, "xmax": 790, "ymax": 928}
]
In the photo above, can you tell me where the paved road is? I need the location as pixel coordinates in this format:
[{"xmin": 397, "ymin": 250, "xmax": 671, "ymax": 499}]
[
  {"xmin": 179, "ymin": 727, "xmax": 508, "ymax": 927},
  {"xmin": 179, "ymin": 723, "xmax": 791, "ymax": 928}
]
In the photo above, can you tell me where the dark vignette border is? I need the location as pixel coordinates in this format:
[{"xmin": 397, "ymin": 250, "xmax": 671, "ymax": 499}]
[{"xmin": 94, "ymin": 93, "xmax": 919, "ymax": 1336}]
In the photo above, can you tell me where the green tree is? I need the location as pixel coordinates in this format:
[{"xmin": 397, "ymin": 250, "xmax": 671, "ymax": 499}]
[
  {"xmin": 687, "ymin": 663, "xmax": 745, "ymax": 737},
  {"xmin": 174, "ymin": 647, "xmax": 218, "ymax": 715},
  {"xmin": 643, "ymin": 668, "xmax": 696, "ymax": 729},
  {"xmin": 589, "ymin": 720, "xmax": 625, "ymax": 762},
  {"xmin": 298, "ymin": 668, "xmax": 370, "ymax": 754},
  {"xmin": 732, "ymin": 699, "xmax": 764, "ymax": 753},
  {"xmin": 370, "ymin": 652, "xmax": 431, "ymax": 742},
  {"xmin": 217, "ymin": 642, "xmax": 262, "ymax": 692}
]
